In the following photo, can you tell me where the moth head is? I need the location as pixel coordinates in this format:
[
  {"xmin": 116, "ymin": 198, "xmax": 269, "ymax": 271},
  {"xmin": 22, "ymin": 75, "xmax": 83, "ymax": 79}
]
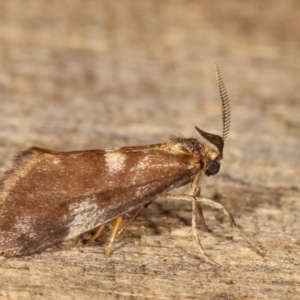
[{"xmin": 196, "ymin": 65, "xmax": 231, "ymax": 177}]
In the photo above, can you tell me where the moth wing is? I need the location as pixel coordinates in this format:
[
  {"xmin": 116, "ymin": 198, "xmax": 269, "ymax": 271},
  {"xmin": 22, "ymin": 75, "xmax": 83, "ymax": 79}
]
[{"xmin": 0, "ymin": 145, "xmax": 198, "ymax": 256}]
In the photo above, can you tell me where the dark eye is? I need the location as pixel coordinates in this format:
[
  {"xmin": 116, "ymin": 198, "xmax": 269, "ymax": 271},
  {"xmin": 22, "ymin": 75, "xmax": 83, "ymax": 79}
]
[{"xmin": 205, "ymin": 160, "xmax": 220, "ymax": 176}]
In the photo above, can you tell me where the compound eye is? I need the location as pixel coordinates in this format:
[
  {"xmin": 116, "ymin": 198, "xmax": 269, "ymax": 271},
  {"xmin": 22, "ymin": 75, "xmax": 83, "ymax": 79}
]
[{"xmin": 205, "ymin": 160, "xmax": 220, "ymax": 176}]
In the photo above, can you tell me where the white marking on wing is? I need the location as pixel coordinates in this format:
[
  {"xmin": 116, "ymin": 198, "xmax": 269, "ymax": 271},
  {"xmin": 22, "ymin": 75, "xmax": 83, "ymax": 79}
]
[
  {"xmin": 12, "ymin": 215, "xmax": 38, "ymax": 240},
  {"xmin": 104, "ymin": 152, "xmax": 126, "ymax": 174},
  {"xmin": 52, "ymin": 157, "xmax": 61, "ymax": 164},
  {"xmin": 66, "ymin": 198, "xmax": 105, "ymax": 239}
]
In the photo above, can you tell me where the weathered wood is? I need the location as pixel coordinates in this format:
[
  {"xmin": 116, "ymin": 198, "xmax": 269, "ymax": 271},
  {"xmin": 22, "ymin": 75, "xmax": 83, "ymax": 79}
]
[{"xmin": 0, "ymin": 1, "xmax": 299, "ymax": 299}]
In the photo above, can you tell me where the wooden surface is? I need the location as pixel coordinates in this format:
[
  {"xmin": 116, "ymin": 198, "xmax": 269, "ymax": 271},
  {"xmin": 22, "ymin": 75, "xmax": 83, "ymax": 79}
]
[{"xmin": 0, "ymin": 1, "xmax": 299, "ymax": 299}]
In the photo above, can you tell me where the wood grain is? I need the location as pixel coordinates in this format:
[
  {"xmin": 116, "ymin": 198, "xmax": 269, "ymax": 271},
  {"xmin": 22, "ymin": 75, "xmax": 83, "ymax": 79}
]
[{"xmin": 0, "ymin": 1, "xmax": 299, "ymax": 299}]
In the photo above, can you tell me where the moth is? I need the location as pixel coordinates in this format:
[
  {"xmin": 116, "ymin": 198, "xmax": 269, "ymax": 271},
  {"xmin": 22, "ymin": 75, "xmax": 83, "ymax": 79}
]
[{"xmin": 0, "ymin": 66, "xmax": 264, "ymax": 265}]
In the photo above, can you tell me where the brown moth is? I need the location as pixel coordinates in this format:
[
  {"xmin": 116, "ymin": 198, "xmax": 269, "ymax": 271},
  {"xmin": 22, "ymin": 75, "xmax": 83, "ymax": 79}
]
[{"xmin": 0, "ymin": 66, "xmax": 264, "ymax": 265}]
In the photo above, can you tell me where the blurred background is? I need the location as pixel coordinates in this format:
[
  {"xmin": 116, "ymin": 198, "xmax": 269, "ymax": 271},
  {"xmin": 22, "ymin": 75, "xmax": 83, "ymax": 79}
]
[
  {"xmin": 0, "ymin": 1, "xmax": 299, "ymax": 298},
  {"xmin": 0, "ymin": 0, "xmax": 299, "ymax": 186}
]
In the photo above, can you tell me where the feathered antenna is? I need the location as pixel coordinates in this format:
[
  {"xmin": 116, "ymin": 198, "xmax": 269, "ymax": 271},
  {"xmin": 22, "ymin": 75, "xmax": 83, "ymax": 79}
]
[
  {"xmin": 215, "ymin": 64, "xmax": 231, "ymax": 141},
  {"xmin": 195, "ymin": 65, "xmax": 230, "ymax": 155}
]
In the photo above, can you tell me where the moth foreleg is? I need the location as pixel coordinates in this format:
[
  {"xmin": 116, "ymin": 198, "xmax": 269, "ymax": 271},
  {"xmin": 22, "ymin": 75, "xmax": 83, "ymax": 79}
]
[
  {"xmin": 189, "ymin": 173, "xmax": 211, "ymax": 232},
  {"xmin": 192, "ymin": 198, "xmax": 220, "ymax": 266},
  {"xmin": 164, "ymin": 193, "xmax": 265, "ymax": 257},
  {"xmin": 197, "ymin": 203, "xmax": 211, "ymax": 232},
  {"xmin": 186, "ymin": 199, "xmax": 210, "ymax": 235},
  {"xmin": 194, "ymin": 228, "xmax": 219, "ymax": 266},
  {"xmin": 187, "ymin": 197, "xmax": 198, "ymax": 237},
  {"xmin": 163, "ymin": 193, "xmax": 219, "ymax": 266},
  {"xmin": 197, "ymin": 197, "xmax": 265, "ymax": 256}
]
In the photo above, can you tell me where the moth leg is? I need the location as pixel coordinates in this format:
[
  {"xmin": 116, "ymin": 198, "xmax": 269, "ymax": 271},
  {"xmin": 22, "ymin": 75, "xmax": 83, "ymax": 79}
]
[
  {"xmin": 163, "ymin": 193, "xmax": 219, "ymax": 266},
  {"xmin": 196, "ymin": 197, "xmax": 265, "ymax": 256},
  {"xmin": 194, "ymin": 228, "xmax": 219, "ymax": 266},
  {"xmin": 187, "ymin": 173, "xmax": 201, "ymax": 236},
  {"xmin": 105, "ymin": 216, "xmax": 123, "ymax": 258},
  {"xmin": 185, "ymin": 203, "xmax": 211, "ymax": 237},
  {"xmin": 164, "ymin": 193, "xmax": 265, "ymax": 256},
  {"xmin": 117, "ymin": 206, "xmax": 145, "ymax": 236},
  {"xmin": 190, "ymin": 172, "xmax": 210, "ymax": 232},
  {"xmin": 197, "ymin": 203, "xmax": 211, "ymax": 232},
  {"xmin": 186, "ymin": 197, "xmax": 198, "ymax": 236},
  {"xmin": 85, "ymin": 224, "xmax": 106, "ymax": 244}
]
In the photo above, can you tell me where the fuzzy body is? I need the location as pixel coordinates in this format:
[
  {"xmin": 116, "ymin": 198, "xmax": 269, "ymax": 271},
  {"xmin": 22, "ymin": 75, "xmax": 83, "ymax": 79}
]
[{"xmin": 0, "ymin": 138, "xmax": 216, "ymax": 257}]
